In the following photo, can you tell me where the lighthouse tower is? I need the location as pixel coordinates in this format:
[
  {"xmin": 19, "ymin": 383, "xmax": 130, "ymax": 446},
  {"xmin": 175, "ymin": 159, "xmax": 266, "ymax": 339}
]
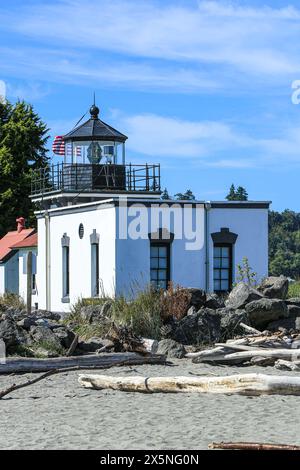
[{"xmin": 31, "ymin": 102, "xmax": 161, "ymax": 209}]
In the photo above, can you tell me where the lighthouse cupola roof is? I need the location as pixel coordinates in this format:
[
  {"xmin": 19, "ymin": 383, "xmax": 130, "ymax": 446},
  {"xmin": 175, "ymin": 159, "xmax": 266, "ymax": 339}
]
[{"xmin": 63, "ymin": 102, "xmax": 128, "ymax": 143}]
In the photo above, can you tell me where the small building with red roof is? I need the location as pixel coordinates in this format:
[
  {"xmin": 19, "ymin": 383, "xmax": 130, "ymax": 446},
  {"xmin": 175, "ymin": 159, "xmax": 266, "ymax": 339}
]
[{"xmin": 0, "ymin": 218, "xmax": 37, "ymax": 299}]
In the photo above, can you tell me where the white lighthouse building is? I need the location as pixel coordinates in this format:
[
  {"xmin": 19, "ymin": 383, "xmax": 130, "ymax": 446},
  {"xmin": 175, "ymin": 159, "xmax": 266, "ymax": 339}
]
[{"xmin": 30, "ymin": 103, "xmax": 270, "ymax": 313}]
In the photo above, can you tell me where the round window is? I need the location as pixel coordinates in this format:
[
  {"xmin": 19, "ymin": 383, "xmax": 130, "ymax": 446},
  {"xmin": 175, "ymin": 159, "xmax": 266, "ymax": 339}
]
[{"xmin": 79, "ymin": 223, "xmax": 84, "ymax": 239}]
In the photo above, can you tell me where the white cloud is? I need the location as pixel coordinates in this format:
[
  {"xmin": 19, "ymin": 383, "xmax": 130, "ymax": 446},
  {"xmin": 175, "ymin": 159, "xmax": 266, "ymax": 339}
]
[
  {"xmin": 114, "ymin": 111, "xmax": 300, "ymax": 168},
  {"xmin": 1, "ymin": 0, "xmax": 299, "ymax": 80}
]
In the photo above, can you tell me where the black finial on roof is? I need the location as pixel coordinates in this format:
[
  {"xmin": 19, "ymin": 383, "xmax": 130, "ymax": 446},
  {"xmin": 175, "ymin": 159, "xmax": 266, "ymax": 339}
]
[{"xmin": 90, "ymin": 103, "xmax": 99, "ymax": 119}]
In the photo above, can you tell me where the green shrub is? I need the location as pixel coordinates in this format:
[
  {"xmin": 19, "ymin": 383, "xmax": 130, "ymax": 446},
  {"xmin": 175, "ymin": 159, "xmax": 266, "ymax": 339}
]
[
  {"xmin": 287, "ymin": 281, "xmax": 300, "ymax": 299},
  {"xmin": 236, "ymin": 257, "xmax": 258, "ymax": 287}
]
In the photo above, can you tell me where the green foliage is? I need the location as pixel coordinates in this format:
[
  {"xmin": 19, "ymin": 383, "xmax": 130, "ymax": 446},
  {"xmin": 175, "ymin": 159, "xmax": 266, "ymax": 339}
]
[
  {"xmin": 269, "ymin": 209, "xmax": 300, "ymax": 278},
  {"xmin": 236, "ymin": 257, "xmax": 258, "ymax": 286},
  {"xmin": 111, "ymin": 287, "xmax": 162, "ymax": 339},
  {"xmin": 174, "ymin": 189, "xmax": 196, "ymax": 200},
  {"xmin": 0, "ymin": 292, "xmax": 26, "ymax": 312},
  {"xmin": 32, "ymin": 341, "xmax": 66, "ymax": 357},
  {"xmin": 226, "ymin": 184, "xmax": 248, "ymax": 201},
  {"xmin": 0, "ymin": 100, "xmax": 49, "ymax": 236},
  {"xmin": 287, "ymin": 282, "xmax": 300, "ymax": 299},
  {"xmin": 161, "ymin": 188, "xmax": 170, "ymax": 200}
]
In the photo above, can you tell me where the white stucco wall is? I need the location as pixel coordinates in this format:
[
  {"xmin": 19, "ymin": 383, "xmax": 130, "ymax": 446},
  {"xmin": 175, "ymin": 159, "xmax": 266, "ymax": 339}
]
[
  {"xmin": 35, "ymin": 199, "xmax": 269, "ymax": 311},
  {"xmin": 36, "ymin": 202, "xmax": 116, "ymax": 312},
  {"xmin": 0, "ymin": 265, "xmax": 5, "ymax": 294},
  {"xmin": 208, "ymin": 208, "xmax": 269, "ymax": 290},
  {"xmin": 115, "ymin": 203, "xmax": 206, "ymax": 297},
  {"xmin": 18, "ymin": 248, "xmax": 38, "ymax": 306}
]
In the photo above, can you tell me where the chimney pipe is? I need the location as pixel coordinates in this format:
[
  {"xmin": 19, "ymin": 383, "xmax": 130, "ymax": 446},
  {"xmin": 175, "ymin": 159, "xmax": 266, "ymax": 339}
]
[{"xmin": 16, "ymin": 217, "xmax": 25, "ymax": 233}]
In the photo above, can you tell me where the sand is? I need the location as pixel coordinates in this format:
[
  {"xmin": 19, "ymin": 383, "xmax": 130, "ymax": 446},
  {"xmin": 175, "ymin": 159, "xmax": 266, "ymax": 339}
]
[{"xmin": 1, "ymin": 359, "xmax": 300, "ymax": 450}]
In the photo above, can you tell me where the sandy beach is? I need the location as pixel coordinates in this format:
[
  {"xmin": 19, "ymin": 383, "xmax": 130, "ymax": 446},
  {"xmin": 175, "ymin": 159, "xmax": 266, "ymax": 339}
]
[{"xmin": 1, "ymin": 360, "xmax": 300, "ymax": 450}]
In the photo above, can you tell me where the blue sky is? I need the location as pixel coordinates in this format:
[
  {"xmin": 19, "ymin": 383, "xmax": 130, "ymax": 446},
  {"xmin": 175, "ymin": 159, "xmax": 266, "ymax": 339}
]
[{"xmin": 1, "ymin": 0, "xmax": 300, "ymax": 210}]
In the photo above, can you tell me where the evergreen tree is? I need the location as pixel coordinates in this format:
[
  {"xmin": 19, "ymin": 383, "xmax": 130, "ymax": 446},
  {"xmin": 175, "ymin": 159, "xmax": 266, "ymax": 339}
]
[
  {"xmin": 236, "ymin": 186, "xmax": 248, "ymax": 201},
  {"xmin": 161, "ymin": 188, "xmax": 170, "ymax": 200},
  {"xmin": 175, "ymin": 189, "xmax": 196, "ymax": 200},
  {"xmin": 226, "ymin": 184, "xmax": 236, "ymax": 201},
  {"xmin": 226, "ymin": 184, "xmax": 248, "ymax": 201},
  {"xmin": 0, "ymin": 100, "xmax": 49, "ymax": 236}
]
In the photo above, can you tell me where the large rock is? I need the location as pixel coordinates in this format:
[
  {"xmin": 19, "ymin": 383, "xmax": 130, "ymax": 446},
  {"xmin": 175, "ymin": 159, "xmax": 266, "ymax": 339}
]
[
  {"xmin": 225, "ymin": 283, "xmax": 263, "ymax": 310},
  {"xmin": 258, "ymin": 276, "xmax": 288, "ymax": 300},
  {"xmin": 205, "ymin": 293, "xmax": 225, "ymax": 310},
  {"xmin": 53, "ymin": 327, "xmax": 76, "ymax": 349},
  {"xmin": 30, "ymin": 325, "xmax": 63, "ymax": 350},
  {"xmin": 80, "ymin": 301, "xmax": 113, "ymax": 324},
  {"xmin": 156, "ymin": 339, "xmax": 186, "ymax": 359},
  {"xmin": 286, "ymin": 298, "xmax": 300, "ymax": 306},
  {"xmin": 245, "ymin": 298, "xmax": 289, "ymax": 328},
  {"xmin": 172, "ymin": 308, "xmax": 221, "ymax": 345},
  {"xmin": 0, "ymin": 314, "xmax": 31, "ymax": 353},
  {"xmin": 287, "ymin": 304, "xmax": 300, "ymax": 318},
  {"xmin": 78, "ymin": 337, "xmax": 111, "ymax": 353},
  {"xmin": 186, "ymin": 289, "xmax": 206, "ymax": 310},
  {"xmin": 218, "ymin": 308, "xmax": 250, "ymax": 341},
  {"xmin": 267, "ymin": 317, "xmax": 300, "ymax": 332}
]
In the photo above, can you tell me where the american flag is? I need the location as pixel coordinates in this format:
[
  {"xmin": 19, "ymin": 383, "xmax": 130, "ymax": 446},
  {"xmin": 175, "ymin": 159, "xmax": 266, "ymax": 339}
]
[
  {"xmin": 52, "ymin": 136, "xmax": 65, "ymax": 155},
  {"xmin": 52, "ymin": 137, "xmax": 83, "ymax": 158}
]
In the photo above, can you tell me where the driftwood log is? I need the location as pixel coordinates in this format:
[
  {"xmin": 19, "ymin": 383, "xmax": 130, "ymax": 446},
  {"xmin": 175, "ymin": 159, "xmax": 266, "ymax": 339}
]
[
  {"xmin": 209, "ymin": 442, "xmax": 300, "ymax": 451},
  {"xmin": 0, "ymin": 353, "xmax": 166, "ymax": 374},
  {"xmin": 78, "ymin": 373, "xmax": 300, "ymax": 396}
]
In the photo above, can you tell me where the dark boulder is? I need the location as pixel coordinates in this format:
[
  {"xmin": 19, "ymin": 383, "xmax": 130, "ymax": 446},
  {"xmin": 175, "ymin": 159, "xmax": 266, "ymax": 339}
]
[
  {"xmin": 29, "ymin": 325, "xmax": 63, "ymax": 350},
  {"xmin": 172, "ymin": 308, "xmax": 221, "ymax": 345},
  {"xmin": 245, "ymin": 298, "xmax": 289, "ymax": 328},
  {"xmin": 156, "ymin": 339, "xmax": 186, "ymax": 359},
  {"xmin": 267, "ymin": 317, "xmax": 300, "ymax": 332},
  {"xmin": 0, "ymin": 314, "xmax": 31, "ymax": 353},
  {"xmin": 205, "ymin": 293, "xmax": 225, "ymax": 310},
  {"xmin": 286, "ymin": 298, "xmax": 300, "ymax": 307},
  {"xmin": 53, "ymin": 327, "xmax": 76, "ymax": 349},
  {"xmin": 258, "ymin": 276, "xmax": 288, "ymax": 300},
  {"xmin": 186, "ymin": 288, "xmax": 206, "ymax": 310},
  {"xmin": 218, "ymin": 308, "xmax": 250, "ymax": 340},
  {"xmin": 80, "ymin": 300, "xmax": 113, "ymax": 324},
  {"xmin": 287, "ymin": 304, "xmax": 300, "ymax": 318},
  {"xmin": 78, "ymin": 337, "xmax": 111, "ymax": 353},
  {"xmin": 225, "ymin": 283, "xmax": 263, "ymax": 310}
]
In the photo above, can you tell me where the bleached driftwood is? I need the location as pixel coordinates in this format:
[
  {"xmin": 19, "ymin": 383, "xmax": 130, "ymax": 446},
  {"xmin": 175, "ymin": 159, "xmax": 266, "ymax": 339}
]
[
  {"xmin": 185, "ymin": 346, "xmax": 228, "ymax": 359},
  {"xmin": 78, "ymin": 373, "xmax": 300, "ymax": 396},
  {"xmin": 274, "ymin": 360, "xmax": 300, "ymax": 371},
  {"xmin": 222, "ymin": 349, "xmax": 300, "ymax": 362},
  {"xmin": 239, "ymin": 323, "xmax": 262, "ymax": 335},
  {"xmin": 0, "ymin": 353, "xmax": 166, "ymax": 374},
  {"xmin": 209, "ymin": 442, "xmax": 300, "ymax": 451}
]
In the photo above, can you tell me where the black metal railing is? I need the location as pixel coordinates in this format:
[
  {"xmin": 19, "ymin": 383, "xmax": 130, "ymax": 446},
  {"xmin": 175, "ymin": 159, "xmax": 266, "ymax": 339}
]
[{"xmin": 31, "ymin": 163, "xmax": 161, "ymax": 196}]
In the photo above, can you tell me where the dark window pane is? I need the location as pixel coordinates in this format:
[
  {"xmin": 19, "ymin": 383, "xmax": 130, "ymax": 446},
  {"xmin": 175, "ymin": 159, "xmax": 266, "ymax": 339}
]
[
  {"xmin": 221, "ymin": 269, "xmax": 229, "ymax": 280},
  {"xmin": 221, "ymin": 247, "xmax": 229, "ymax": 257},
  {"xmin": 159, "ymin": 246, "xmax": 167, "ymax": 257},
  {"xmin": 150, "ymin": 246, "xmax": 159, "ymax": 256},
  {"xmin": 150, "ymin": 258, "xmax": 159, "ymax": 269},
  {"xmin": 221, "ymin": 280, "xmax": 229, "ymax": 291},
  {"xmin": 159, "ymin": 258, "xmax": 167, "ymax": 268},
  {"xmin": 221, "ymin": 258, "xmax": 229, "ymax": 268},
  {"xmin": 214, "ymin": 247, "xmax": 221, "ymax": 257},
  {"xmin": 214, "ymin": 258, "xmax": 221, "ymax": 268},
  {"xmin": 214, "ymin": 280, "xmax": 221, "ymax": 291}
]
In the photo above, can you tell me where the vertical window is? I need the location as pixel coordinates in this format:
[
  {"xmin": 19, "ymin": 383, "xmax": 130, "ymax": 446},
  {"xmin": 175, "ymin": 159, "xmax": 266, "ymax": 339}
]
[
  {"xmin": 150, "ymin": 244, "xmax": 170, "ymax": 290},
  {"xmin": 32, "ymin": 274, "xmax": 36, "ymax": 291},
  {"xmin": 62, "ymin": 246, "xmax": 70, "ymax": 298},
  {"xmin": 91, "ymin": 243, "xmax": 99, "ymax": 297},
  {"xmin": 213, "ymin": 244, "xmax": 232, "ymax": 292}
]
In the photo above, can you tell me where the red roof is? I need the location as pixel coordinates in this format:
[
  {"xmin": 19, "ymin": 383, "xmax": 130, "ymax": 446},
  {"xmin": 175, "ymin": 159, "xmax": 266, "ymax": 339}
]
[
  {"xmin": 10, "ymin": 232, "xmax": 38, "ymax": 249},
  {"xmin": 0, "ymin": 228, "xmax": 36, "ymax": 262}
]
